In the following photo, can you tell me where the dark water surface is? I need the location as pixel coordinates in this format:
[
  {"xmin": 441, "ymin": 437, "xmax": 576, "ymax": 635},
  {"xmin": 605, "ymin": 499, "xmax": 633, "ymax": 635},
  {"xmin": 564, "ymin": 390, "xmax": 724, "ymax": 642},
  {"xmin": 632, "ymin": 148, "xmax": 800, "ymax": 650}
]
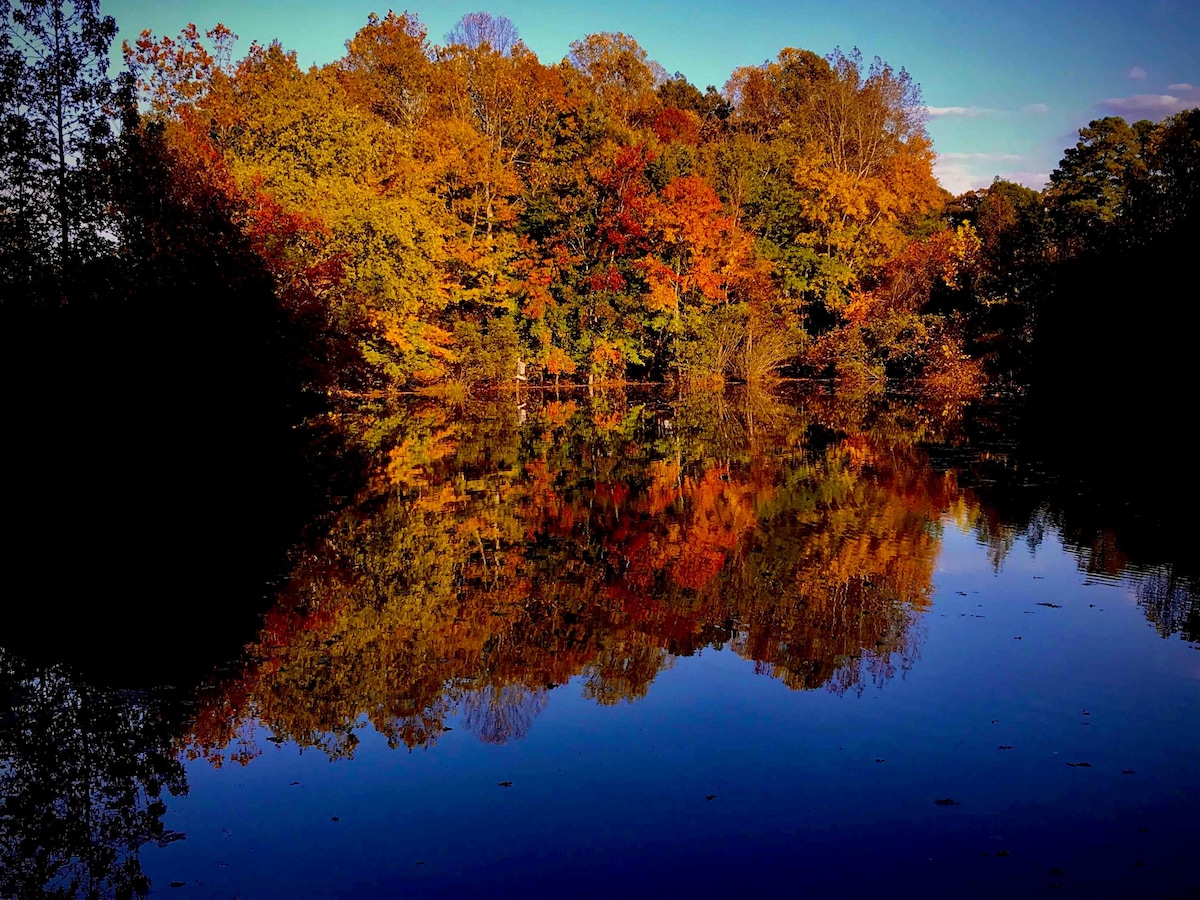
[{"xmin": 2, "ymin": 386, "xmax": 1197, "ymax": 898}]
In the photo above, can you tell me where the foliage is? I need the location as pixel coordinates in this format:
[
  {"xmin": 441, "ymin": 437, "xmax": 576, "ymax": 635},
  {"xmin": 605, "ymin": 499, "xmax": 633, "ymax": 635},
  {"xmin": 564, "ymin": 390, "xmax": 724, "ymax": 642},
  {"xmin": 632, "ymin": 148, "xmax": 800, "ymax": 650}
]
[
  {"xmin": 183, "ymin": 388, "xmax": 968, "ymax": 760},
  {"xmin": 33, "ymin": 8, "xmax": 979, "ymax": 389},
  {"xmin": 7, "ymin": 2, "xmax": 1196, "ymax": 390}
]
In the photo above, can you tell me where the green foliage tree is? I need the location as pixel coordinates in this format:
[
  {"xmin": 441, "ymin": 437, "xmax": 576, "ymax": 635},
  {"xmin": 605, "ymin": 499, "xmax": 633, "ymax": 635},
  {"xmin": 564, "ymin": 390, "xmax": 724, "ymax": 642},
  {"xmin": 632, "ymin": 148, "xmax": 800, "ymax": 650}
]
[
  {"xmin": 1046, "ymin": 115, "xmax": 1152, "ymax": 252},
  {"xmin": 1142, "ymin": 107, "xmax": 1200, "ymax": 232}
]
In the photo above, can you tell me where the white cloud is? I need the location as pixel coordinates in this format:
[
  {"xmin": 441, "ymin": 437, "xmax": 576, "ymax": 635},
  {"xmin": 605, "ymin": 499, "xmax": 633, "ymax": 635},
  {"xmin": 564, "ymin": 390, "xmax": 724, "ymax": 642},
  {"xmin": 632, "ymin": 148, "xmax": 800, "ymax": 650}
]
[
  {"xmin": 933, "ymin": 159, "xmax": 983, "ymax": 194},
  {"xmin": 939, "ymin": 152, "xmax": 1024, "ymax": 163},
  {"xmin": 934, "ymin": 152, "xmax": 1035, "ymax": 195},
  {"xmin": 1128, "ymin": 66, "xmax": 1148, "ymax": 79},
  {"xmin": 925, "ymin": 106, "xmax": 997, "ymax": 118},
  {"xmin": 1099, "ymin": 84, "xmax": 1200, "ymax": 117},
  {"xmin": 925, "ymin": 104, "xmax": 1050, "ymax": 119}
]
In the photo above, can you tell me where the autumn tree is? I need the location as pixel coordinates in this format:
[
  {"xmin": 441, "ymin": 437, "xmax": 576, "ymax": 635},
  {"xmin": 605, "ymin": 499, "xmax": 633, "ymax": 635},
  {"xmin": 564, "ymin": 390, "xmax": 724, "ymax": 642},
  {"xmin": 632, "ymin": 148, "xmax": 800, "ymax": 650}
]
[
  {"xmin": 567, "ymin": 31, "xmax": 665, "ymax": 128},
  {"xmin": 103, "ymin": 13, "xmax": 1007, "ymax": 391},
  {"xmin": 339, "ymin": 10, "xmax": 433, "ymax": 132},
  {"xmin": 122, "ymin": 22, "xmax": 234, "ymax": 116}
]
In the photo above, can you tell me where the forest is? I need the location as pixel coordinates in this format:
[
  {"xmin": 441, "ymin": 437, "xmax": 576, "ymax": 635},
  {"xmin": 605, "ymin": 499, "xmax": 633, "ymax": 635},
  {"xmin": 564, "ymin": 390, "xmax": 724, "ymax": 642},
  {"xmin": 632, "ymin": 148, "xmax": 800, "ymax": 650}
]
[
  {"xmin": 3, "ymin": 0, "xmax": 1197, "ymax": 399},
  {"xmin": 5, "ymin": 4, "xmax": 1200, "ymax": 896}
]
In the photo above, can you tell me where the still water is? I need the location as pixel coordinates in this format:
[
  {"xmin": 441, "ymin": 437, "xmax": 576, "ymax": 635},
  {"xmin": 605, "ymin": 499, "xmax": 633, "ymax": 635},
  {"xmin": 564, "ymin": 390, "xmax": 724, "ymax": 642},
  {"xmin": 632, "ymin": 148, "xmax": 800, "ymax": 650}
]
[{"xmin": 2, "ymin": 386, "xmax": 1197, "ymax": 897}]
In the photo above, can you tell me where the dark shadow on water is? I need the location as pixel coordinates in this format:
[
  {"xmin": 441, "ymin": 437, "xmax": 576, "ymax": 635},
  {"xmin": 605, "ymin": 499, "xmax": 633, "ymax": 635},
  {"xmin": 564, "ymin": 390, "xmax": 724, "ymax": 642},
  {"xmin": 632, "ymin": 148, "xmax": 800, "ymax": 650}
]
[
  {"xmin": 0, "ymin": 124, "xmax": 340, "ymax": 688},
  {"xmin": 0, "ymin": 650, "xmax": 189, "ymax": 899}
]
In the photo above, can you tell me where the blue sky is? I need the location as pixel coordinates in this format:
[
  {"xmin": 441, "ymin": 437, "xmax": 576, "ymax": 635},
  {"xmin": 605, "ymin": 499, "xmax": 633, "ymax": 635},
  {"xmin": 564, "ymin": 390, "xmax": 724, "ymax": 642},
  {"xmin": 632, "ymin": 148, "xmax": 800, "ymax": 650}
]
[{"xmin": 104, "ymin": 0, "xmax": 1200, "ymax": 194}]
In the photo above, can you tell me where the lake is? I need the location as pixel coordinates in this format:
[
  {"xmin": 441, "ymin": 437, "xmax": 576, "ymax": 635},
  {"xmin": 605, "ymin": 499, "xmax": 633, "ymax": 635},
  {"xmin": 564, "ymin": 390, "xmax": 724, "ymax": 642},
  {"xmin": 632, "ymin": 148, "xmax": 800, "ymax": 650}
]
[{"xmin": 2, "ymin": 385, "xmax": 1197, "ymax": 898}]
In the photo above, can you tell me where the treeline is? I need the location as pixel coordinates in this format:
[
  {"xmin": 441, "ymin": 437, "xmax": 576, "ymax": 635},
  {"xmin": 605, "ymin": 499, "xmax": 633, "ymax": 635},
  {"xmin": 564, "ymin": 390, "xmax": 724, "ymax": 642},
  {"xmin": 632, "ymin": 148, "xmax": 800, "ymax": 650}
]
[
  {"xmin": 2, "ymin": 1, "xmax": 1197, "ymax": 396},
  {"xmin": 1, "ymin": 1, "xmax": 981, "ymax": 393},
  {"xmin": 949, "ymin": 110, "xmax": 1200, "ymax": 380}
]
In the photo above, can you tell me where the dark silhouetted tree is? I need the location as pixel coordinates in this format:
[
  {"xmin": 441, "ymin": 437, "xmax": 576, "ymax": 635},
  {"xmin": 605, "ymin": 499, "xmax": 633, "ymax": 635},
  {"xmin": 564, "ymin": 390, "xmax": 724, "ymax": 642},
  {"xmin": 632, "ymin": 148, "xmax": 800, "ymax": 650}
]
[{"xmin": 0, "ymin": 0, "xmax": 117, "ymax": 285}]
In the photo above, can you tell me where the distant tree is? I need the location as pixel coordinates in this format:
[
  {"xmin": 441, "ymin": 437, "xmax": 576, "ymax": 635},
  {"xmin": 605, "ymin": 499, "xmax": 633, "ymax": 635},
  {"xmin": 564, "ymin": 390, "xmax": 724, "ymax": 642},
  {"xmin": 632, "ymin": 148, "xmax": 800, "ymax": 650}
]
[
  {"xmin": 656, "ymin": 72, "xmax": 729, "ymax": 122},
  {"xmin": 975, "ymin": 178, "xmax": 1045, "ymax": 283},
  {"xmin": 444, "ymin": 11, "xmax": 518, "ymax": 56}
]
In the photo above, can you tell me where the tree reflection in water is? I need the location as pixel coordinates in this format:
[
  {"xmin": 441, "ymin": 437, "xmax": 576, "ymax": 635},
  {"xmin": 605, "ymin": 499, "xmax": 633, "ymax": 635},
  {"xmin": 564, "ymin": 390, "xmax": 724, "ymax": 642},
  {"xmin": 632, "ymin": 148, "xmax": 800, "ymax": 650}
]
[
  {"xmin": 1, "ymin": 385, "xmax": 1197, "ymax": 895},
  {"xmin": 183, "ymin": 387, "xmax": 970, "ymax": 760},
  {"xmin": 0, "ymin": 653, "xmax": 186, "ymax": 900}
]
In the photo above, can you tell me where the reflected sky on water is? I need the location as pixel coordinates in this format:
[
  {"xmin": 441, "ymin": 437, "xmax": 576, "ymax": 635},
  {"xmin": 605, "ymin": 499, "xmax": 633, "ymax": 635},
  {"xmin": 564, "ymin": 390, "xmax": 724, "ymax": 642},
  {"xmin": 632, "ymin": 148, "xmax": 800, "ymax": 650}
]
[{"xmin": 3, "ymin": 386, "xmax": 1197, "ymax": 898}]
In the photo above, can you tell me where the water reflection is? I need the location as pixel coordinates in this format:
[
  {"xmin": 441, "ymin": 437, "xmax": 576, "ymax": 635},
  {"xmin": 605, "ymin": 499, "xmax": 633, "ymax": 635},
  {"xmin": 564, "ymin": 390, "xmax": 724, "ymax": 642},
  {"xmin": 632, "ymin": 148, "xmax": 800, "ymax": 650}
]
[
  {"xmin": 3, "ymin": 386, "xmax": 1197, "ymax": 896},
  {"xmin": 0, "ymin": 652, "xmax": 186, "ymax": 899},
  {"xmin": 181, "ymin": 388, "xmax": 1022, "ymax": 760}
]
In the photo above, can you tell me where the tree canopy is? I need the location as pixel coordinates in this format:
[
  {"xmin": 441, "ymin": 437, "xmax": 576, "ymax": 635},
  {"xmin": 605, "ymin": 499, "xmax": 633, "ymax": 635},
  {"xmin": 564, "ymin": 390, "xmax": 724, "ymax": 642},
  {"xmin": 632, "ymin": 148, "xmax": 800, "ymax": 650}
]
[{"xmin": 2, "ymin": 1, "xmax": 1196, "ymax": 394}]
